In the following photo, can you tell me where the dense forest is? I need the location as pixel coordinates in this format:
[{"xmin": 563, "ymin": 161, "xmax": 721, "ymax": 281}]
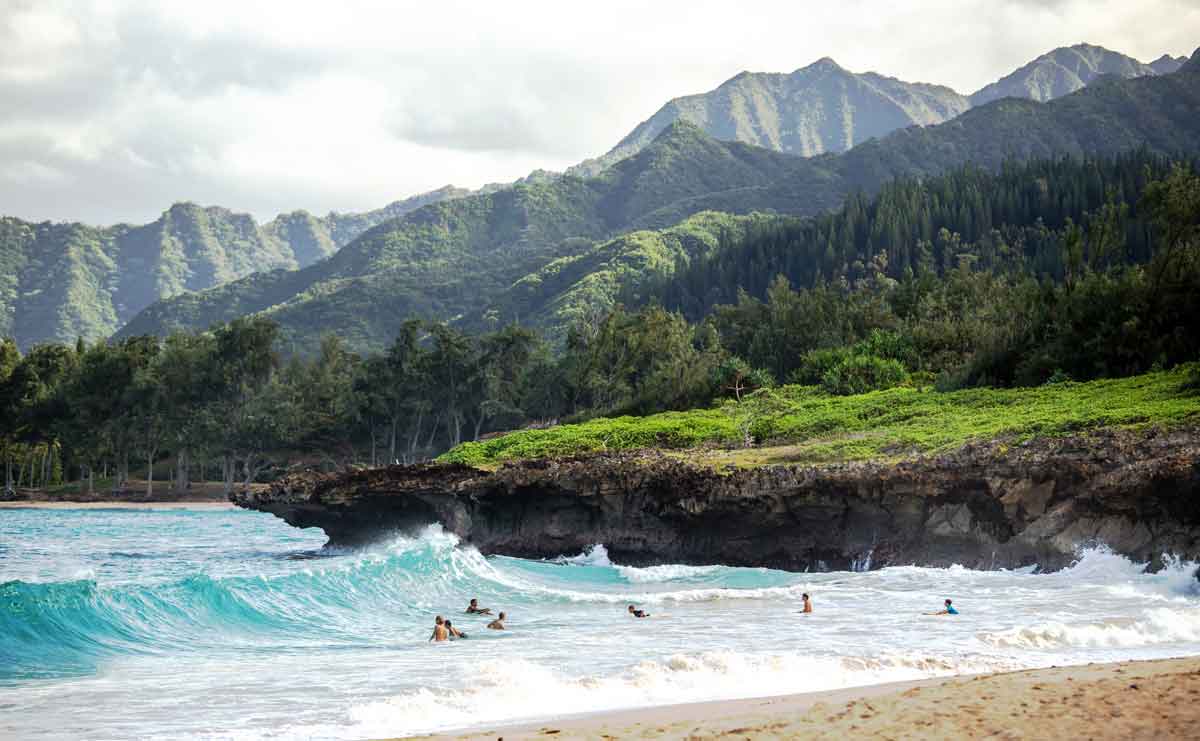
[{"xmin": 2, "ymin": 153, "xmax": 1197, "ymax": 493}]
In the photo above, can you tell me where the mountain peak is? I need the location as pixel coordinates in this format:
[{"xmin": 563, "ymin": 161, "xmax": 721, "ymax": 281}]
[
  {"xmin": 1181, "ymin": 47, "xmax": 1200, "ymax": 73},
  {"xmin": 797, "ymin": 56, "xmax": 844, "ymax": 74},
  {"xmin": 1150, "ymin": 53, "xmax": 1188, "ymax": 75},
  {"xmin": 970, "ymin": 43, "xmax": 1159, "ymax": 105},
  {"xmin": 637, "ymin": 119, "xmax": 713, "ymax": 155}
]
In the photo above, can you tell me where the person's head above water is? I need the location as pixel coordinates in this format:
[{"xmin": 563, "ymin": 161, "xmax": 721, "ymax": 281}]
[
  {"xmin": 803, "ymin": 593, "xmax": 810, "ymax": 600},
  {"xmin": 469, "ymin": 599, "xmax": 478, "ymax": 606},
  {"xmin": 498, "ymin": 612, "xmax": 506, "ymax": 620},
  {"xmin": 945, "ymin": 599, "xmax": 952, "ymax": 607},
  {"xmin": 435, "ymin": 615, "xmax": 444, "ymax": 625},
  {"xmin": 628, "ymin": 605, "xmax": 636, "ymax": 612}
]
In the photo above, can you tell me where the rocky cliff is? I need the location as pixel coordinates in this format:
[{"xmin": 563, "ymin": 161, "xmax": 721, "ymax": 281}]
[{"xmin": 233, "ymin": 427, "xmax": 1200, "ymax": 572}]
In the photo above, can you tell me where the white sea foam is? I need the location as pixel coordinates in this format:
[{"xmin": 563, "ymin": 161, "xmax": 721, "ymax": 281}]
[
  {"xmin": 617, "ymin": 563, "xmax": 723, "ymax": 583},
  {"xmin": 980, "ymin": 607, "xmax": 1200, "ymax": 649},
  {"xmin": 342, "ymin": 650, "xmax": 1021, "ymax": 738},
  {"xmin": 555, "ymin": 543, "xmax": 614, "ymax": 566}
]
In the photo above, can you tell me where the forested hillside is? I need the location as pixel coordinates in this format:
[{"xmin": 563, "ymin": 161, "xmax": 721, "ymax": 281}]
[
  {"xmin": 3, "ymin": 151, "xmax": 1198, "ymax": 491},
  {"xmin": 0, "ymin": 187, "xmax": 467, "ymax": 349},
  {"xmin": 117, "ymin": 52, "xmax": 1200, "ymax": 354},
  {"xmin": 475, "ymin": 53, "xmax": 1200, "ymax": 348},
  {"xmin": 117, "ymin": 123, "xmax": 827, "ymax": 351}
]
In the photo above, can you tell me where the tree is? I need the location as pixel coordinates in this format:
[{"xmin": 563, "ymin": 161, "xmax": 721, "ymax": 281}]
[
  {"xmin": 470, "ymin": 324, "xmax": 537, "ymax": 440},
  {"xmin": 1141, "ymin": 163, "xmax": 1200, "ymax": 298},
  {"xmin": 712, "ymin": 356, "xmax": 772, "ymax": 402},
  {"xmin": 426, "ymin": 322, "xmax": 476, "ymax": 449}
]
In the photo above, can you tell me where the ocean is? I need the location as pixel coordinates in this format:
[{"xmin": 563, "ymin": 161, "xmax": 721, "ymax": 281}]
[{"xmin": 2, "ymin": 506, "xmax": 1199, "ymax": 740}]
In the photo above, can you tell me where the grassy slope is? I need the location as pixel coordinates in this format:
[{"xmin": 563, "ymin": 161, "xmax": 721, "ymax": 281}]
[
  {"xmin": 478, "ymin": 211, "xmax": 773, "ymax": 344},
  {"xmin": 439, "ymin": 367, "xmax": 1200, "ymax": 467}
]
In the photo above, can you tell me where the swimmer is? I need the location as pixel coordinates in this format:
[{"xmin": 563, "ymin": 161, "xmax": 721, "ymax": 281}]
[
  {"xmin": 487, "ymin": 612, "xmax": 507, "ymax": 630},
  {"xmin": 930, "ymin": 599, "xmax": 958, "ymax": 615},
  {"xmin": 801, "ymin": 593, "xmax": 813, "ymax": 613},
  {"xmin": 465, "ymin": 598, "xmax": 493, "ymax": 615},
  {"xmin": 429, "ymin": 615, "xmax": 449, "ymax": 642},
  {"xmin": 628, "ymin": 604, "xmax": 650, "ymax": 618},
  {"xmin": 445, "ymin": 619, "xmax": 467, "ymax": 639}
]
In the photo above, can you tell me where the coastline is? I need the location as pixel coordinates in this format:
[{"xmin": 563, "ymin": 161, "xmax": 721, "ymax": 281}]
[
  {"xmin": 0, "ymin": 500, "xmax": 236, "ymax": 510},
  {"xmin": 407, "ymin": 656, "xmax": 1200, "ymax": 740}
]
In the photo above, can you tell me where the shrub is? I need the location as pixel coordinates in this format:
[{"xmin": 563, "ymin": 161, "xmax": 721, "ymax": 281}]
[
  {"xmin": 791, "ymin": 347, "xmax": 853, "ymax": 386},
  {"xmin": 853, "ymin": 330, "xmax": 918, "ymax": 369},
  {"xmin": 820, "ymin": 355, "xmax": 910, "ymax": 396}
]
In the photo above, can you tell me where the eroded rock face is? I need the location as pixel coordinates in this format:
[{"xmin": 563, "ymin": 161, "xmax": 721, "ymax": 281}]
[{"xmin": 232, "ymin": 428, "xmax": 1200, "ymax": 572}]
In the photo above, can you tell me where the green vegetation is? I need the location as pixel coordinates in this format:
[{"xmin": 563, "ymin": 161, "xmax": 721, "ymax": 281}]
[
  {"xmin": 439, "ymin": 367, "xmax": 1200, "ymax": 467},
  {"xmin": 4, "ymin": 147, "xmax": 1200, "ymax": 492},
  {"xmin": 482, "ymin": 211, "xmax": 767, "ymax": 345}
]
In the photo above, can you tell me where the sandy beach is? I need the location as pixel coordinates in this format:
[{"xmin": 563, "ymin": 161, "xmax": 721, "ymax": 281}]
[
  {"xmin": 411, "ymin": 656, "xmax": 1200, "ymax": 740},
  {"xmin": 0, "ymin": 500, "xmax": 236, "ymax": 510}
]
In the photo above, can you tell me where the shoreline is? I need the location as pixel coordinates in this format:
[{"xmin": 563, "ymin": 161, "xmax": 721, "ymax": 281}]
[
  {"xmin": 0, "ymin": 500, "xmax": 236, "ymax": 510},
  {"xmin": 407, "ymin": 656, "xmax": 1200, "ymax": 740}
]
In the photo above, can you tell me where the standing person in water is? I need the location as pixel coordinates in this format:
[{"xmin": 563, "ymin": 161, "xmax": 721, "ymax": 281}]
[
  {"xmin": 931, "ymin": 599, "xmax": 958, "ymax": 615},
  {"xmin": 487, "ymin": 612, "xmax": 507, "ymax": 630},
  {"xmin": 801, "ymin": 593, "xmax": 813, "ymax": 613},
  {"xmin": 445, "ymin": 620, "xmax": 467, "ymax": 639},
  {"xmin": 429, "ymin": 616, "xmax": 449, "ymax": 642},
  {"xmin": 628, "ymin": 604, "xmax": 650, "ymax": 618},
  {"xmin": 465, "ymin": 598, "xmax": 492, "ymax": 615}
]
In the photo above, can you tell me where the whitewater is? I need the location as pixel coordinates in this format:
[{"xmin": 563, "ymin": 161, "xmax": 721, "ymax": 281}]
[{"xmin": 2, "ymin": 507, "xmax": 1199, "ymax": 740}]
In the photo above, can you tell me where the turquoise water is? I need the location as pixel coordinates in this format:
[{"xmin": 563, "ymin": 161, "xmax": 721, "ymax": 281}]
[{"xmin": 2, "ymin": 506, "xmax": 1199, "ymax": 739}]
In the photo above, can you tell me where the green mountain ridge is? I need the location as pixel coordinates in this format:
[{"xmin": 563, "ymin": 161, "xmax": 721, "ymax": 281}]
[
  {"xmin": 0, "ymin": 186, "xmax": 468, "ymax": 349},
  {"xmin": 118, "ymin": 124, "xmax": 826, "ymax": 352},
  {"xmin": 469, "ymin": 52, "xmax": 1200, "ymax": 344},
  {"xmin": 119, "ymin": 53, "xmax": 1200, "ymax": 354}
]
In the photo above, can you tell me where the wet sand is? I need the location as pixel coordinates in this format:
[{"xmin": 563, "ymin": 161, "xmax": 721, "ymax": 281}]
[{"xmin": 411, "ymin": 656, "xmax": 1200, "ymax": 740}]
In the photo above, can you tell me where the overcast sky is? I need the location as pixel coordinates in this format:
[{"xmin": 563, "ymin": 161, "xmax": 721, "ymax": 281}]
[{"xmin": 2, "ymin": 0, "xmax": 1198, "ymax": 225}]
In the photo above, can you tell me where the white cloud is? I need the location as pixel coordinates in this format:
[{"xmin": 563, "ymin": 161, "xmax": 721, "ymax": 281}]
[{"xmin": 0, "ymin": 0, "xmax": 1197, "ymax": 224}]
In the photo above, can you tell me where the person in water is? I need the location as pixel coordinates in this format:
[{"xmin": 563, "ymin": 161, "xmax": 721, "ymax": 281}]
[
  {"xmin": 445, "ymin": 620, "xmax": 467, "ymax": 639},
  {"xmin": 487, "ymin": 612, "xmax": 507, "ymax": 630},
  {"xmin": 628, "ymin": 604, "xmax": 650, "ymax": 618},
  {"xmin": 801, "ymin": 593, "xmax": 813, "ymax": 613},
  {"xmin": 465, "ymin": 598, "xmax": 492, "ymax": 615},
  {"xmin": 430, "ymin": 615, "xmax": 449, "ymax": 642},
  {"xmin": 933, "ymin": 599, "xmax": 958, "ymax": 615}
]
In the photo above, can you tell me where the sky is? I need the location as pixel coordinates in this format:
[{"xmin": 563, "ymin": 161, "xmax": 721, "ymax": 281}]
[{"xmin": 2, "ymin": 0, "xmax": 1198, "ymax": 225}]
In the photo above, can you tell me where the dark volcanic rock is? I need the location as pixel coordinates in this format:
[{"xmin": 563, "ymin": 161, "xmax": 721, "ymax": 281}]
[{"xmin": 233, "ymin": 428, "xmax": 1200, "ymax": 572}]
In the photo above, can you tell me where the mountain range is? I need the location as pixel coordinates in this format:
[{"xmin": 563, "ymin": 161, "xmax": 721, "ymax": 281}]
[
  {"xmin": 3, "ymin": 43, "xmax": 1196, "ymax": 351},
  {"xmin": 0, "ymin": 186, "xmax": 468, "ymax": 348},
  {"xmin": 571, "ymin": 44, "xmax": 1183, "ymax": 177},
  {"xmin": 116, "ymin": 49, "xmax": 1200, "ymax": 352}
]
